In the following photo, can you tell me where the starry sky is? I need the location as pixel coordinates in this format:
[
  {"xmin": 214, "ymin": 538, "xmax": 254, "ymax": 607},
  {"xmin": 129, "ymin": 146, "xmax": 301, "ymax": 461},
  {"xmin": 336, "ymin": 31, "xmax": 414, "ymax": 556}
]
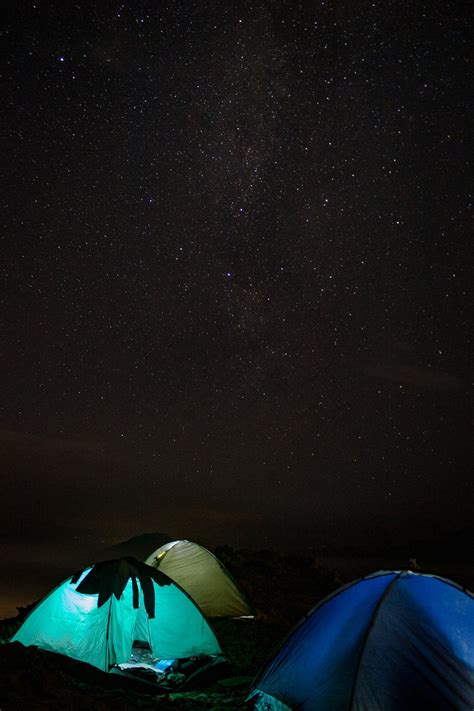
[{"xmin": 2, "ymin": 0, "xmax": 472, "ymax": 577}]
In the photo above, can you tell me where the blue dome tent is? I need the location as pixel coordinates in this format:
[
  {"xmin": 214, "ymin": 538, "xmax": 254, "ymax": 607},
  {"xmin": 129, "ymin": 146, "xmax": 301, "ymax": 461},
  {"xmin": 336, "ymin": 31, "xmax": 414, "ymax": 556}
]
[{"xmin": 247, "ymin": 570, "xmax": 474, "ymax": 710}]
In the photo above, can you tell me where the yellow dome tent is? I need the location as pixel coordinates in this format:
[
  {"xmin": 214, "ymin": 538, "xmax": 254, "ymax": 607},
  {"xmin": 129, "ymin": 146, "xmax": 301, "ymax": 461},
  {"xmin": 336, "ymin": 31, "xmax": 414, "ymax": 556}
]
[{"xmin": 145, "ymin": 540, "xmax": 253, "ymax": 619}]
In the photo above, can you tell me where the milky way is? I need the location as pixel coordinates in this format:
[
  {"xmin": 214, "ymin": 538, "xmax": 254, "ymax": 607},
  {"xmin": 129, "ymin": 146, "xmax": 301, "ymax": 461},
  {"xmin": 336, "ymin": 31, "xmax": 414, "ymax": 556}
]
[{"xmin": 2, "ymin": 1, "xmax": 471, "ymax": 550}]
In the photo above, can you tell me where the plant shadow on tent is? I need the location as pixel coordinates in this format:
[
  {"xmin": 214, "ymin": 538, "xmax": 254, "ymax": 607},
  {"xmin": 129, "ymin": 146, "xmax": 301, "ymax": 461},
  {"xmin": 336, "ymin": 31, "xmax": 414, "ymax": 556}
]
[{"xmin": 71, "ymin": 557, "xmax": 172, "ymax": 619}]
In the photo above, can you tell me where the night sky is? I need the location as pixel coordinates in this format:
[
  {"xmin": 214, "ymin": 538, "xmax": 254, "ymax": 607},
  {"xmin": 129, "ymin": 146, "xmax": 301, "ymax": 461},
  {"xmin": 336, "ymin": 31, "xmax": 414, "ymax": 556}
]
[{"xmin": 1, "ymin": 1, "xmax": 472, "ymax": 607}]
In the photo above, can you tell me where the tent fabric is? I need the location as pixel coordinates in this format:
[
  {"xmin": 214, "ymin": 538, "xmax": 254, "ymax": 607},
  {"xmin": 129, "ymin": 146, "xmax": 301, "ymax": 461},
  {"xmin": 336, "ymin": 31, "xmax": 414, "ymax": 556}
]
[
  {"xmin": 11, "ymin": 557, "xmax": 221, "ymax": 671},
  {"xmin": 247, "ymin": 570, "xmax": 474, "ymax": 711},
  {"xmin": 145, "ymin": 540, "xmax": 253, "ymax": 618}
]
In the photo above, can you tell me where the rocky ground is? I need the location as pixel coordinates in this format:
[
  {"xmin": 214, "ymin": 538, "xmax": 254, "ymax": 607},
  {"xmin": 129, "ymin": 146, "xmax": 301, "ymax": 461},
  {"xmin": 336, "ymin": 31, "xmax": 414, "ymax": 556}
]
[{"xmin": 0, "ymin": 548, "xmax": 342, "ymax": 710}]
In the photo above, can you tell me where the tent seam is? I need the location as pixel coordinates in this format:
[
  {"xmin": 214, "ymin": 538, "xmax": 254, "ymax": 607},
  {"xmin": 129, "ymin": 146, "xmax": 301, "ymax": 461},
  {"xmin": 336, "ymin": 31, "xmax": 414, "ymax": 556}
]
[
  {"xmin": 105, "ymin": 597, "xmax": 112, "ymax": 671},
  {"xmin": 348, "ymin": 571, "xmax": 402, "ymax": 710}
]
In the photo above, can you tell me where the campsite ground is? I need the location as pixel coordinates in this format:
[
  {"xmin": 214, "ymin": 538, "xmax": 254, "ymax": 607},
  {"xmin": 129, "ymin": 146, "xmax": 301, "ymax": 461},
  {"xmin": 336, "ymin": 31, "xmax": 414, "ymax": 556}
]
[{"xmin": 0, "ymin": 547, "xmax": 472, "ymax": 710}]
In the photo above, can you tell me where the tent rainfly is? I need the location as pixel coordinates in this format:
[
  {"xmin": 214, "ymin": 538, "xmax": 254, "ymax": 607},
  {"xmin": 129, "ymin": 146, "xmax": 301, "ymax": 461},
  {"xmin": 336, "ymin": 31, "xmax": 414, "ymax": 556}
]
[
  {"xmin": 247, "ymin": 570, "xmax": 474, "ymax": 711},
  {"xmin": 145, "ymin": 540, "xmax": 253, "ymax": 618},
  {"xmin": 11, "ymin": 557, "xmax": 222, "ymax": 671}
]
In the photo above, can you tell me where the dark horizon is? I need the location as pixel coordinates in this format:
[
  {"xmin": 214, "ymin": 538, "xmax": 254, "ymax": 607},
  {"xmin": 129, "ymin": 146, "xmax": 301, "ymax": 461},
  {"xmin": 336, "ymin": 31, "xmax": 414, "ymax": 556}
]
[{"xmin": 1, "ymin": 522, "xmax": 473, "ymax": 620}]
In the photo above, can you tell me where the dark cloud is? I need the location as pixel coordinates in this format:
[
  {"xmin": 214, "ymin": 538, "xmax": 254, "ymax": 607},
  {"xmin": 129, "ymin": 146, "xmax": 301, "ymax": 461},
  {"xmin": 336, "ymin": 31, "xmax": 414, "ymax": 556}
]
[{"xmin": 366, "ymin": 363, "xmax": 463, "ymax": 391}]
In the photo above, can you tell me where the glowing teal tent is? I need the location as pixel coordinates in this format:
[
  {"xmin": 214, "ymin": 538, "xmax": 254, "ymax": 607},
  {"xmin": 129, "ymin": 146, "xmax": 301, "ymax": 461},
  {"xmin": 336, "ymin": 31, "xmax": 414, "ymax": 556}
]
[
  {"xmin": 247, "ymin": 570, "xmax": 474, "ymax": 710},
  {"xmin": 11, "ymin": 558, "xmax": 221, "ymax": 672}
]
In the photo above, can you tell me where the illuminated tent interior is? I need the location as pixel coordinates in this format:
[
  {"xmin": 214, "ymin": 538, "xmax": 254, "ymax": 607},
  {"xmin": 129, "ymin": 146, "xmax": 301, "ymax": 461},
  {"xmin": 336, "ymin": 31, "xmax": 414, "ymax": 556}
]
[
  {"xmin": 247, "ymin": 570, "xmax": 474, "ymax": 711},
  {"xmin": 11, "ymin": 557, "xmax": 223, "ymax": 683},
  {"xmin": 145, "ymin": 539, "xmax": 253, "ymax": 618}
]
